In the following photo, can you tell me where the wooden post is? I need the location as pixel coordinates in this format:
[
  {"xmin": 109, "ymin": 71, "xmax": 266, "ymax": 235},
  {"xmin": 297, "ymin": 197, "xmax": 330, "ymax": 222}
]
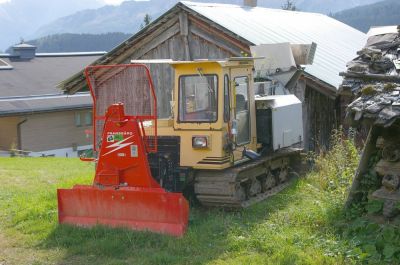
[{"xmin": 345, "ymin": 125, "xmax": 382, "ymax": 208}]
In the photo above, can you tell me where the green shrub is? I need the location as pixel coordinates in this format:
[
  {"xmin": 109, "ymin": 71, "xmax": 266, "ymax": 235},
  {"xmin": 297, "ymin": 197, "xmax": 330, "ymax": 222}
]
[
  {"xmin": 361, "ymin": 85, "xmax": 377, "ymax": 95},
  {"xmin": 310, "ymin": 129, "xmax": 359, "ymax": 196}
]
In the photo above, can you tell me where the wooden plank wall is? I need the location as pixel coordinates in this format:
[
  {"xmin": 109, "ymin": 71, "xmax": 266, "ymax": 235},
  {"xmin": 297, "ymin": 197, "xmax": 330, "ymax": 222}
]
[
  {"xmin": 132, "ymin": 13, "xmax": 235, "ymax": 118},
  {"xmin": 0, "ymin": 117, "xmax": 19, "ymax": 150},
  {"xmin": 289, "ymin": 78, "xmax": 339, "ymax": 151},
  {"xmin": 21, "ymin": 110, "xmax": 91, "ymax": 152},
  {"xmin": 303, "ymin": 85, "xmax": 339, "ymax": 152}
]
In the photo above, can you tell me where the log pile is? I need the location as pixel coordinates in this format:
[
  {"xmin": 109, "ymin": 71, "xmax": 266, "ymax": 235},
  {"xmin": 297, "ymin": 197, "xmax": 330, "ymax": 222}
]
[{"xmin": 372, "ymin": 136, "xmax": 400, "ymax": 218}]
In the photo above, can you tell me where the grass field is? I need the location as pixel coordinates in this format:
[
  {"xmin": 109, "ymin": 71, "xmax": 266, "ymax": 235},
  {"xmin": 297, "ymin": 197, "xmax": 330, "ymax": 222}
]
[{"xmin": 0, "ymin": 141, "xmax": 397, "ymax": 265}]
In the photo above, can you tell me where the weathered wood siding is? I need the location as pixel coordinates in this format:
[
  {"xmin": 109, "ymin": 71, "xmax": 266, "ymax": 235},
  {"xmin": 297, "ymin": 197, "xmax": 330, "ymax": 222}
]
[
  {"xmin": 290, "ymin": 78, "xmax": 339, "ymax": 151},
  {"xmin": 20, "ymin": 110, "xmax": 91, "ymax": 152},
  {"xmin": 303, "ymin": 85, "xmax": 339, "ymax": 151}
]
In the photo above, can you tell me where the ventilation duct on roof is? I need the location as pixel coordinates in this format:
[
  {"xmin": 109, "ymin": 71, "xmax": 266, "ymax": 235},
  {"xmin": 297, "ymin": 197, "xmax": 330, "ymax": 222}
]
[
  {"xmin": 11, "ymin": 43, "xmax": 37, "ymax": 60},
  {"xmin": 243, "ymin": 0, "xmax": 257, "ymax": 7}
]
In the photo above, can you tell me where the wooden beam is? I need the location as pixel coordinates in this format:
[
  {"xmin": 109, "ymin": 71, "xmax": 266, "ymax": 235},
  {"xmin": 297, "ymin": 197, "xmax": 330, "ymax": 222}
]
[
  {"xmin": 188, "ymin": 14, "xmax": 251, "ymax": 53},
  {"xmin": 179, "ymin": 12, "xmax": 191, "ymax": 60},
  {"xmin": 340, "ymin": 71, "xmax": 400, "ymax": 83},
  {"xmin": 179, "ymin": 12, "xmax": 189, "ymax": 36},
  {"xmin": 129, "ymin": 23, "xmax": 180, "ymax": 59},
  {"xmin": 302, "ymin": 75, "xmax": 337, "ymax": 100},
  {"xmin": 190, "ymin": 24, "xmax": 242, "ymax": 56}
]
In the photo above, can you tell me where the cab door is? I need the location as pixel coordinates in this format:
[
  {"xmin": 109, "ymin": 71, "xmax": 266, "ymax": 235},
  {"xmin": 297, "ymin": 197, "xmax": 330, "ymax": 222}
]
[
  {"xmin": 228, "ymin": 64, "xmax": 257, "ymax": 156},
  {"xmin": 234, "ymin": 76, "xmax": 251, "ymax": 145}
]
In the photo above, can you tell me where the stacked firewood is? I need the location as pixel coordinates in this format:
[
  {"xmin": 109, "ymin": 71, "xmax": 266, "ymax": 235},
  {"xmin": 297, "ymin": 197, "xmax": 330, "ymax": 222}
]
[{"xmin": 372, "ymin": 136, "xmax": 400, "ymax": 218}]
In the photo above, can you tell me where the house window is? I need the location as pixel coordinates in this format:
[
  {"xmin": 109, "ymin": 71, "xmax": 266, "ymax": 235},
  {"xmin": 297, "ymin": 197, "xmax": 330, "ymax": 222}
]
[
  {"xmin": 85, "ymin": 111, "xmax": 93, "ymax": 126},
  {"xmin": 75, "ymin": 111, "xmax": 92, "ymax": 127},
  {"xmin": 75, "ymin": 112, "xmax": 82, "ymax": 127}
]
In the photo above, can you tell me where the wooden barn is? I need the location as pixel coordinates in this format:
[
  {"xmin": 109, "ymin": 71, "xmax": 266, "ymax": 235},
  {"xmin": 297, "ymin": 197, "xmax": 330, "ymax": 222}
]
[{"xmin": 60, "ymin": 1, "xmax": 367, "ymax": 151}]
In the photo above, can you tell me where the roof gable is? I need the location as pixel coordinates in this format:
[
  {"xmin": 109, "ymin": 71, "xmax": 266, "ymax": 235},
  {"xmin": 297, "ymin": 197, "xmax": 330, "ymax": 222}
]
[
  {"xmin": 60, "ymin": 1, "xmax": 367, "ymax": 93},
  {"xmin": 181, "ymin": 1, "xmax": 367, "ymax": 89}
]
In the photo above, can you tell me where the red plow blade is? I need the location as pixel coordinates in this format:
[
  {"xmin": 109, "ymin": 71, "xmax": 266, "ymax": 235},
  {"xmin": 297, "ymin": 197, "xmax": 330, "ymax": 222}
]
[{"xmin": 58, "ymin": 185, "xmax": 189, "ymax": 237}]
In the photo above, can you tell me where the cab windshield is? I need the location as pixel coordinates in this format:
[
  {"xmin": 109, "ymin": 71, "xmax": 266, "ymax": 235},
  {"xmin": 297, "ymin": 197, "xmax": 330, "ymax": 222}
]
[{"xmin": 178, "ymin": 74, "xmax": 218, "ymax": 123}]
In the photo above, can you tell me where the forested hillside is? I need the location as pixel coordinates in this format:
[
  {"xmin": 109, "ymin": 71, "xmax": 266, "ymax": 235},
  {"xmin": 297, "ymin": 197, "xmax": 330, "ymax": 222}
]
[
  {"xmin": 6, "ymin": 33, "xmax": 131, "ymax": 53},
  {"xmin": 333, "ymin": 0, "xmax": 400, "ymax": 33}
]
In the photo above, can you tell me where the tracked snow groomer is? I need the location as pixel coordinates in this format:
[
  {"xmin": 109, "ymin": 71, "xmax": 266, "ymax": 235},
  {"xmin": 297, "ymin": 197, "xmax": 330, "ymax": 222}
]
[
  {"xmin": 146, "ymin": 57, "xmax": 304, "ymax": 208},
  {"xmin": 58, "ymin": 43, "xmax": 314, "ymax": 236},
  {"xmin": 57, "ymin": 64, "xmax": 189, "ymax": 236}
]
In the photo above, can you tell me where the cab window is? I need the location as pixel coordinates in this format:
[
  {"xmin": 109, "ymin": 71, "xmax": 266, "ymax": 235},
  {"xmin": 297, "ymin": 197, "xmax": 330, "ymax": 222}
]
[{"xmin": 178, "ymin": 74, "xmax": 218, "ymax": 123}]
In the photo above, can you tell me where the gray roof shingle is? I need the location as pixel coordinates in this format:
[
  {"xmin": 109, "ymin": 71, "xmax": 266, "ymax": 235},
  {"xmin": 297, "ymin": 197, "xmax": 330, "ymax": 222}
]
[
  {"xmin": 0, "ymin": 53, "xmax": 103, "ymax": 115},
  {"xmin": 343, "ymin": 26, "xmax": 400, "ymax": 127}
]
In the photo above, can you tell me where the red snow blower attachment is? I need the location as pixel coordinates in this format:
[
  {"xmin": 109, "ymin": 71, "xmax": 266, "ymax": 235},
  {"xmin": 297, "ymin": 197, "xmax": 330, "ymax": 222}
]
[{"xmin": 57, "ymin": 64, "xmax": 189, "ymax": 236}]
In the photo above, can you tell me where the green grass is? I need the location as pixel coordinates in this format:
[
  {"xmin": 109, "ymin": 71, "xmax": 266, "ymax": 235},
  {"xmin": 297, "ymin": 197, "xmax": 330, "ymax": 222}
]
[{"xmin": 0, "ymin": 141, "xmax": 394, "ymax": 265}]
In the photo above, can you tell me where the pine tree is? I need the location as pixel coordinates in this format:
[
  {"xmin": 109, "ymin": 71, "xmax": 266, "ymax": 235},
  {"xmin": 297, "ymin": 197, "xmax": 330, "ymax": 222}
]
[
  {"xmin": 281, "ymin": 0, "xmax": 297, "ymax": 11},
  {"xmin": 140, "ymin": 14, "xmax": 152, "ymax": 29}
]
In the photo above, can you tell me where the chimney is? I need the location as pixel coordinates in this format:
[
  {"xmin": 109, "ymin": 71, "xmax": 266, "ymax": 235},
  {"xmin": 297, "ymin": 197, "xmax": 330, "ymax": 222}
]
[
  {"xmin": 243, "ymin": 0, "xmax": 257, "ymax": 7},
  {"xmin": 12, "ymin": 43, "xmax": 37, "ymax": 60}
]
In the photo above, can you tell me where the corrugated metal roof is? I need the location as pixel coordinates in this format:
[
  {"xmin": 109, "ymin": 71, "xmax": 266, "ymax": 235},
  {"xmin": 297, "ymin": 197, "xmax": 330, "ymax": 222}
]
[{"xmin": 182, "ymin": 1, "xmax": 368, "ymax": 89}]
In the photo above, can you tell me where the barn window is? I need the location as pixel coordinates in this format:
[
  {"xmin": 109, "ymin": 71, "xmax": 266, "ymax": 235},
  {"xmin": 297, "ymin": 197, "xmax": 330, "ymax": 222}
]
[{"xmin": 178, "ymin": 74, "xmax": 218, "ymax": 123}]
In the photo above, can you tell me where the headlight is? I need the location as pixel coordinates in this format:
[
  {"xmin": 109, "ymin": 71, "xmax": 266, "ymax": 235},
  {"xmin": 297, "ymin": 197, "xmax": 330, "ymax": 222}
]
[{"xmin": 192, "ymin": 136, "xmax": 209, "ymax": 149}]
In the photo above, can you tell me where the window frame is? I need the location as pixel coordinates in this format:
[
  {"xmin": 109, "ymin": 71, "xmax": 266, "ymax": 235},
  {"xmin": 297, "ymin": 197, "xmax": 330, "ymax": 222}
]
[
  {"xmin": 177, "ymin": 74, "xmax": 219, "ymax": 124},
  {"xmin": 223, "ymin": 74, "xmax": 230, "ymax": 122},
  {"xmin": 74, "ymin": 112, "xmax": 82, "ymax": 127},
  {"xmin": 84, "ymin": 111, "xmax": 93, "ymax": 126}
]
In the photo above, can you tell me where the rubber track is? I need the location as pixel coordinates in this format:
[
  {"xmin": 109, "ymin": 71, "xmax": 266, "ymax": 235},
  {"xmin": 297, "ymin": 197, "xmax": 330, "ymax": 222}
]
[{"xmin": 194, "ymin": 148, "xmax": 301, "ymax": 208}]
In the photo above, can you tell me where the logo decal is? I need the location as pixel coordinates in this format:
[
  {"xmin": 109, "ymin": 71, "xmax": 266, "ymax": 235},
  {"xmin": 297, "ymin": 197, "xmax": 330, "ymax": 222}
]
[{"xmin": 102, "ymin": 135, "xmax": 134, "ymax": 156}]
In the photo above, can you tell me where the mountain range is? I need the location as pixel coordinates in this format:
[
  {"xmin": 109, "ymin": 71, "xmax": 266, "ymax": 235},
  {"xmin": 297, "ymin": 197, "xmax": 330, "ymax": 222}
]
[
  {"xmin": 0, "ymin": 0, "xmax": 105, "ymax": 51},
  {"xmin": 0, "ymin": 0, "xmax": 385, "ymax": 51},
  {"xmin": 333, "ymin": 0, "xmax": 400, "ymax": 33}
]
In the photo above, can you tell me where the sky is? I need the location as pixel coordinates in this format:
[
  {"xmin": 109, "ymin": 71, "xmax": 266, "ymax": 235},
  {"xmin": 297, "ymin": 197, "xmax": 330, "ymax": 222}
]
[
  {"xmin": 0, "ymin": 0, "xmax": 134, "ymax": 50},
  {"xmin": 103, "ymin": 0, "xmax": 125, "ymax": 4},
  {"xmin": 0, "ymin": 0, "xmax": 139, "ymax": 5}
]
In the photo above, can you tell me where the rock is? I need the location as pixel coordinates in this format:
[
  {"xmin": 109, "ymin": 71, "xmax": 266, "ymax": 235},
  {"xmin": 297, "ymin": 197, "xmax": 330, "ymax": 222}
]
[{"xmin": 365, "ymin": 103, "xmax": 383, "ymax": 113}]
